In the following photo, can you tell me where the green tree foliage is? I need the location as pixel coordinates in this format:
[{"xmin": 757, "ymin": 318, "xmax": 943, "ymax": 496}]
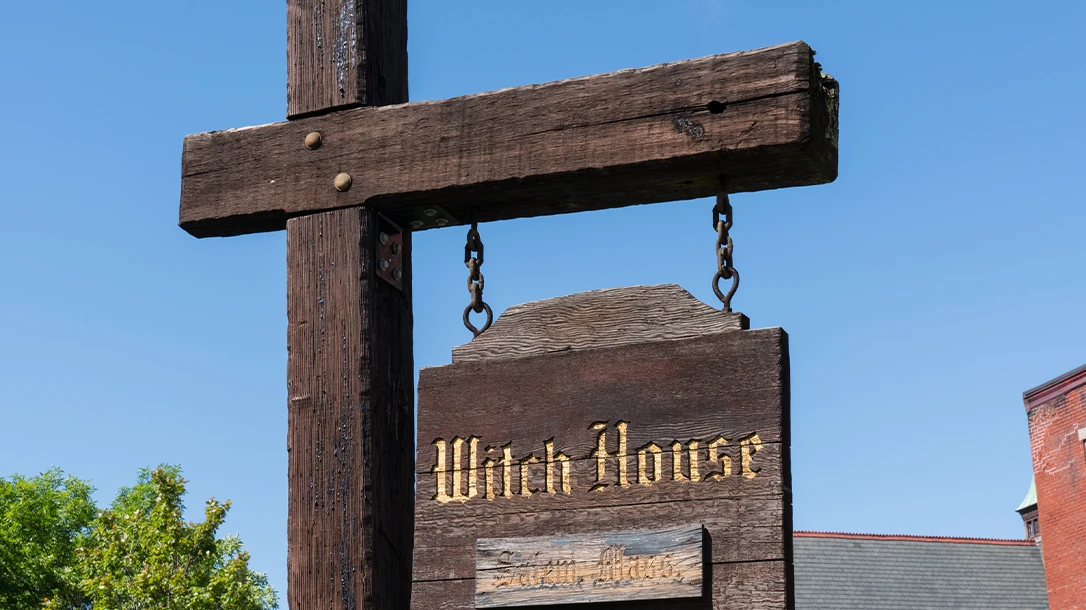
[
  {"xmin": 0, "ymin": 466, "xmax": 277, "ymax": 610},
  {"xmin": 0, "ymin": 468, "xmax": 96, "ymax": 609},
  {"xmin": 71, "ymin": 466, "xmax": 278, "ymax": 610}
]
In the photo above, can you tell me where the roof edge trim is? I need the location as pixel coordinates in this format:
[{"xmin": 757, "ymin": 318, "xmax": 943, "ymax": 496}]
[
  {"xmin": 794, "ymin": 531, "xmax": 1036, "ymax": 546},
  {"xmin": 1023, "ymin": 363, "xmax": 1086, "ymax": 408}
]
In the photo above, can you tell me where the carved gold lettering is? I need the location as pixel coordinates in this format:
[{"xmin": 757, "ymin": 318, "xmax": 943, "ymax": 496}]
[
  {"xmin": 670, "ymin": 441, "xmax": 683, "ymax": 481},
  {"xmin": 544, "ymin": 440, "xmax": 556, "ymax": 494},
  {"xmin": 707, "ymin": 435, "xmax": 732, "ymax": 481},
  {"xmin": 432, "ymin": 439, "xmax": 451, "ymax": 503},
  {"xmin": 451, "ymin": 437, "xmax": 465, "ymax": 499},
  {"xmin": 688, "ymin": 441, "xmax": 700, "ymax": 482},
  {"xmin": 637, "ymin": 443, "xmax": 663, "ymax": 485},
  {"xmin": 740, "ymin": 433, "xmax": 763, "ymax": 479},
  {"xmin": 591, "ymin": 421, "xmax": 630, "ymax": 491},
  {"xmin": 671, "ymin": 440, "xmax": 700, "ymax": 482},
  {"xmin": 590, "ymin": 422, "xmax": 610, "ymax": 492},
  {"xmin": 519, "ymin": 455, "xmax": 540, "ymax": 497},
  {"xmin": 556, "ymin": 451, "xmax": 571, "ymax": 494},
  {"xmin": 468, "ymin": 436, "xmax": 479, "ymax": 498},
  {"xmin": 501, "ymin": 444, "xmax": 514, "ymax": 498},
  {"xmin": 449, "ymin": 437, "xmax": 480, "ymax": 501},
  {"xmin": 431, "ymin": 425, "xmax": 764, "ymax": 504},
  {"xmin": 483, "ymin": 455, "xmax": 498, "ymax": 500},
  {"xmin": 616, "ymin": 421, "xmax": 630, "ymax": 488},
  {"xmin": 544, "ymin": 440, "xmax": 573, "ymax": 495}
]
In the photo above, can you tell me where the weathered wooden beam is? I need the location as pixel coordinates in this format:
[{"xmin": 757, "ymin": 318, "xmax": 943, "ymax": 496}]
[
  {"xmin": 180, "ymin": 41, "xmax": 838, "ymax": 238},
  {"xmin": 287, "ymin": 208, "xmax": 415, "ymax": 610},
  {"xmin": 284, "ymin": 1, "xmax": 413, "ymax": 609},
  {"xmin": 287, "ymin": 0, "xmax": 407, "ymax": 117}
]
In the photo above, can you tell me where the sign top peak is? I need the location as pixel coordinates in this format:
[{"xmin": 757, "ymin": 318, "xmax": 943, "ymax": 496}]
[{"xmin": 450, "ymin": 284, "xmax": 752, "ymax": 364}]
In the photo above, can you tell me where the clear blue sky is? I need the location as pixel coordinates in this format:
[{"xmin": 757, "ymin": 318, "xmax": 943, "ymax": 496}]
[{"xmin": 2, "ymin": 0, "xmax": 1084, "ymax": 602}]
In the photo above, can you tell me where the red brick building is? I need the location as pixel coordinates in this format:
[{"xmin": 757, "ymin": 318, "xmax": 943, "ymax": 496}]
[{"xmin": 1024, "ymin": 364, "xmax": 1086, "ymax": 610}]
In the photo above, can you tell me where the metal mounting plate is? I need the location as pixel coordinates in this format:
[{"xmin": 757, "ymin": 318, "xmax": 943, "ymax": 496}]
[
  {"xmin": 387, "ymin": 206, "xmax": 458, "ymax": 232},
  {"xmin": 376, "ymin": 215, "xmax": 404, "ymax": 291}
]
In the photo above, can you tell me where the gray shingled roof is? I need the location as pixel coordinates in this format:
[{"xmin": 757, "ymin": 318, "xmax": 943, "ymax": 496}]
[{"xmin": 794, "ymin": 535, "xmax": 1048, "ymax": 609}]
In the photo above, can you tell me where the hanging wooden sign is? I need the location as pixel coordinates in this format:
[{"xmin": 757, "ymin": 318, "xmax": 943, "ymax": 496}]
[{"xmin": 412, "ymin": 285, "xmax": 792, "ymax": 609}]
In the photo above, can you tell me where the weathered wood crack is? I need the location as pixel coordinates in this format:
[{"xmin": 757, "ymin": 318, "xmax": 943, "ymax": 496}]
[{"xmin": 517, "ymin": 87, "xmax": 811, "ymax": 138}]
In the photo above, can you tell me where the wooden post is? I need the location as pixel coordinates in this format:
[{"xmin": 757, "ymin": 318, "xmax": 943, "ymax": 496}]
[
  {"xmin": 287, "ymin": 0, "xmax": 407, "ymax": 117},
  {"xmin": 285, "ymin": 2, "xmax": 413, "ymax": 609}
]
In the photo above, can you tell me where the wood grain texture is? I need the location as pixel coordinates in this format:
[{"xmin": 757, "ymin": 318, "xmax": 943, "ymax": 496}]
[
  {"xmin": 474, "ymin": 525, "xmax": 705, "ymax": 607},
  {"xmin": 180, "ymin": 41, "xmax": 838, "ymax": 237},
  {"xmin": 412, "ymin": 315, "xmax": 792, "ymax": 610},
  {"xmin": 415, "ymin": 497, "xmax": 784, "ymax": 582},
  {"xmin": 287, "ymin": 207, "xmax": 414, "ymax": 610},
  {"xmin": 413, "ymin": 561, "xmax": 787, "ymax": 610},
  {"xmin": 287, "ymin": 0, "xmax": 408, "ymax": 118},
  {"xmin": 453, "ymin": 284, "xmax": 748, "ymax": 363}
]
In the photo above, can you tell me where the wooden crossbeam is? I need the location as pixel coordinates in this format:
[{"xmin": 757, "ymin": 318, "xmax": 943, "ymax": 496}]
[{"xmin": 180, "ymin": 41, "xmax": 838, "ymax": 238}]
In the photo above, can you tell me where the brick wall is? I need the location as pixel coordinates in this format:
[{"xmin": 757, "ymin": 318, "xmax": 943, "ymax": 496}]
[{"xmin": 1025, "ymin": 365, "xmax": 1086, "ymax": 610}]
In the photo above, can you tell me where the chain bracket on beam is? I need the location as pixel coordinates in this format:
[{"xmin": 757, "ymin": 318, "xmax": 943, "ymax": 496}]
[
  {"xmin": 376, "ymin": 215, "xmax": 404, "ymax": 291},
  {"xmin": 389, "ymin": 206, "xmax": 458, "ymax": 232}
]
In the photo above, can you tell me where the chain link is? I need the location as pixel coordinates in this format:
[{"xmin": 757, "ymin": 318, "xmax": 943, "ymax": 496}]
[
  {"xmin": 712, "ymin": 191, "xmax": 740, "ymax": 312},
  {"xmin": 463, "ymin": 222, "xmax": 493, "ymax": 337}
]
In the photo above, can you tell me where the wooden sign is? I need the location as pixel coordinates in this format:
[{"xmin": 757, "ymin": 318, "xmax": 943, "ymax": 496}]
[
  {"xmin": 475, "ymin": 524, "xmax": 705, "ymax": 607},
  {"xmin": 412, "ymin": 285, "xmax": 792, "ymax": 609}
]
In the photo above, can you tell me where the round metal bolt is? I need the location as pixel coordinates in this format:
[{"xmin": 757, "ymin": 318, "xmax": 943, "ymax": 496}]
[
  {"xmin": 334, "ymin": 173, "xmax": 353, "ymax": 192},
  {"xmin": 392, "ymin": 269, "xmax": 402, "ymax": 281},
  {"xmin": 304, "ymin": 132, "xmax": 323, "ymax": 150},
  {"xmin": 435, "ymin": 218, "xmax": 449, "ymax": 226},
  {"xmin": 380, "ymin": 259, "xmax": 390, "ymax": 271},
  {"xmin": 379, "ymin": 232, "xmax": 389, "ymax": 245},
  {"xmin": 424, "ymin": 208, "xmax": 438, "ymax": 217},
  {"xmin": 391, "ymin": 242, "xmax": 401, "ymax": 254},
  {"xmin": 409, "ymin": 220, "xmax": 424, "ymax": 229}
]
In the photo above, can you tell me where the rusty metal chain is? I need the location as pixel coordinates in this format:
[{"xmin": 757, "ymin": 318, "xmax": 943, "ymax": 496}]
[
  {"xmin": 463, "ymin": 222, "xmax": 493, "ymax": 337},
  {"xmin": 712, "ymin": 191, "xmax": 740, "ymax": 312}
]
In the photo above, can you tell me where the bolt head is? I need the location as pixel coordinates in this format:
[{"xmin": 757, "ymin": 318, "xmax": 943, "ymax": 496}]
[
  {"xmin": 304, "ymin": 132, "xmax": 323, "ymax": 150},
  {"xmin": 392, "ymin": 269, "xmax": 402, "ymax": 281},
  {"xmin": 391, "ymin": 242, "xmax": 401, "ymax": 254},
  {"xmin": 409, "ymin": 220, "xmax": 424, "ymax": 229},
  {"xmin": 334, "ymin": 173, "xmax": 353, "ymax": 192},
  {"xmin": 435, "ymin": 218, "xmax": 449, "ymax": 226},
  {"xmin": 379, "ymin": 232, "xmax": 389, "ymax": 245},
  {"xmin": 424, "ymin": 208, "xmax": 438, "ymax": 217},
  {"xmin": 380, "ymin": 259, "xmax": 390, "ymax": 271}
]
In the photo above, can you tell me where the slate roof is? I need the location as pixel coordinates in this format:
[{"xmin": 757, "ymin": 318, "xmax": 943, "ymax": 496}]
[{"xmin": 793, "ymin": 532, "xmax": 1048, "ymax": 609}]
